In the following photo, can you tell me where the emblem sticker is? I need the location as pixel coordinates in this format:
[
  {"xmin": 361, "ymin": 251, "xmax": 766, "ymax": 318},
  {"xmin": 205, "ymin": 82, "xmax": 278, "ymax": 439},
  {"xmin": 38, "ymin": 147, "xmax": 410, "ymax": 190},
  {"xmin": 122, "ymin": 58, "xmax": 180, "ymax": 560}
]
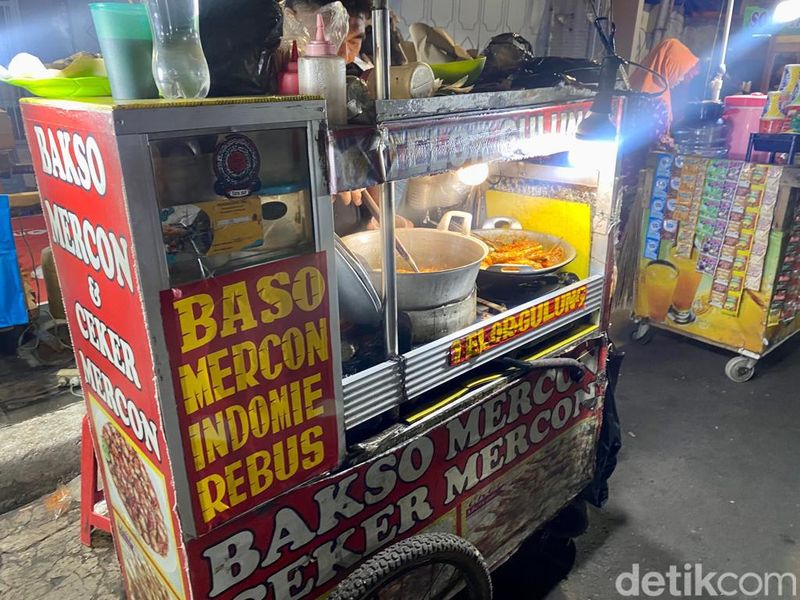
[{"xmin": 213, "ymin": 134, "xmax": 261, "ymax": 198}]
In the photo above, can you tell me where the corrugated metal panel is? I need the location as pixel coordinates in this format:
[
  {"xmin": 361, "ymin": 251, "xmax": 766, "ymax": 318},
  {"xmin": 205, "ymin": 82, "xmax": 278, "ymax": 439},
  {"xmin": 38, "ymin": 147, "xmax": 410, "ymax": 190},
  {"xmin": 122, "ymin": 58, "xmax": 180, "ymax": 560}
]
[
  {"xmin": 341, "ymin": 275, "xmax": 605, "ymax": 429},
  {"xmin": 342, "ymin": 360, "xmax": 404, "ymax": 428},
  {"xmin": 403, "ymin": 275, "xmax": 604, "ymax": 398}
]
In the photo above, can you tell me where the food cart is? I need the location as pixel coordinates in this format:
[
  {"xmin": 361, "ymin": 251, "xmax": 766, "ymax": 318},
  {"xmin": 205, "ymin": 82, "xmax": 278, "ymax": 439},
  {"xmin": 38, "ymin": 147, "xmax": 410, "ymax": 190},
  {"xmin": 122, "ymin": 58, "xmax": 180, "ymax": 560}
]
[
  {"xmin": 20, "ymin": 29, "xmax": 623, "ymax": 600},
  {"xmin": 632, "ymin": 151, "xmax": 800, "ymax": 382}
]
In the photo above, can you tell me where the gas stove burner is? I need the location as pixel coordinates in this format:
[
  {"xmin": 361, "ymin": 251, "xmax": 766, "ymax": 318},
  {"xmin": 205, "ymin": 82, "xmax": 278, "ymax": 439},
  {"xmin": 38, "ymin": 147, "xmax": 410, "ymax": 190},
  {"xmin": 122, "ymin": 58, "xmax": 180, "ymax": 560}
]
[
  {"xmin": 405, "ymin": 289, "xmax": 477, "ymax": 344},
  {"xmin": 477, "ymin": 272, "xmax": 579, "ymax": 306},
  {"xmin": 340, "ymin": 314, "xmax": 413, "ymax": 376}
]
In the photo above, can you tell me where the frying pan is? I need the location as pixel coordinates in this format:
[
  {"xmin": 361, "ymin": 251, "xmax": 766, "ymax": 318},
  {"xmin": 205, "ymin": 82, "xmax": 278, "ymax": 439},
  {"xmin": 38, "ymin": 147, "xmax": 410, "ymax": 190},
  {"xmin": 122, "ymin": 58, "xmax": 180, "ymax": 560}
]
[{"xmin": 476, "ymin": 217, "xmax": 577, "ymax": 287}]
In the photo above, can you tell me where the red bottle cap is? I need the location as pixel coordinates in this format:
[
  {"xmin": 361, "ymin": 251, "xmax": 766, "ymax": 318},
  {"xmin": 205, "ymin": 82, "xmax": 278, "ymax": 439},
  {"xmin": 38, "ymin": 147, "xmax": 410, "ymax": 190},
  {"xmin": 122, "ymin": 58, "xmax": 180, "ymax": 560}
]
[{"xmin": 279, "ymin": 41, "xmax": 300, "ymax": 95}]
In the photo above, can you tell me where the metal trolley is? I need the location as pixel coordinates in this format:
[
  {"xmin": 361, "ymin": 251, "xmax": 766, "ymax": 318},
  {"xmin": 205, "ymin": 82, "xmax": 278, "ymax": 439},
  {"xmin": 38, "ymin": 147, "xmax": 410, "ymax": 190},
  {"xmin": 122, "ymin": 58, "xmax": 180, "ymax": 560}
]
[
  {"xmin": 631, "ymin": 152, "xmax": 800, "ymax": 383},
  {"xmin": 20, "ymin": 5, "xmax": 624, "ymax": 600}
]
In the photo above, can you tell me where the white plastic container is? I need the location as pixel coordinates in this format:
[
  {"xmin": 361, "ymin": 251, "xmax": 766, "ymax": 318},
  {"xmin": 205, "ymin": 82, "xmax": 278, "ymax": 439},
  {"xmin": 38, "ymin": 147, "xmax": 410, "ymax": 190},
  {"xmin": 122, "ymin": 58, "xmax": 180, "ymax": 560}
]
[{"xmin": 299, "ymin": 14, "xmax": 347, "ymax": 126}]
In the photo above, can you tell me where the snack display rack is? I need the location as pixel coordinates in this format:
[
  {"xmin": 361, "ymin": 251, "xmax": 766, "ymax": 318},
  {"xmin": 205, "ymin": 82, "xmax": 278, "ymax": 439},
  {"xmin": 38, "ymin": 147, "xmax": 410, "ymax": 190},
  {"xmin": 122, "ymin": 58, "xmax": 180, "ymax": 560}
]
[{"xmin": 632, "ymin": 151, "xmax": 800, "ymax": 382}]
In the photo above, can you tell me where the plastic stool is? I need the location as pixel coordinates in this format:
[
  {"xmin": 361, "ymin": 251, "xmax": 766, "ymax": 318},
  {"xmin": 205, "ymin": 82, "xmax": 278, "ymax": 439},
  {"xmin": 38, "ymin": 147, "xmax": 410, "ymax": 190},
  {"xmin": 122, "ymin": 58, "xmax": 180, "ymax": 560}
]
[
  {"xmin": 746, "ymin": 133, "xmax": 800, "ymax": 164},
  {"xmin": 79, "ymin": 414, "xmax": 112, "ymax": 546}
]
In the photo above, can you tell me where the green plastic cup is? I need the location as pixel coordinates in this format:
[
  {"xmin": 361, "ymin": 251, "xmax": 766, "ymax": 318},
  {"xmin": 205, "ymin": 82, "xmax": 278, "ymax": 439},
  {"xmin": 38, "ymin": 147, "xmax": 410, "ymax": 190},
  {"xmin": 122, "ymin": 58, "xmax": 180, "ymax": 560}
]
[{"xmin": 90, "ymin": 3, "xmax": 158, "ymax": 100}]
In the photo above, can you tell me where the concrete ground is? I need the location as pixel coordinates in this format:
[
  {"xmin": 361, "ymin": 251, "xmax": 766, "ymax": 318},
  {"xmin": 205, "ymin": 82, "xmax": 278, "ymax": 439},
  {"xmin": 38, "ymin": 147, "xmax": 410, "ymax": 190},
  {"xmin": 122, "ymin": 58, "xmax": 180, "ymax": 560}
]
[
  {"xmin": 547, "ymin": 321, "xmax": 800, "ymax": 599},
  {"xmin": 0, "ymin": 477, "xmax": 121, "ymax": 600},
  {"xmin": 0, "ymin": 357, "xmax": 84, "ymax": 514},
  {"xmin": 0, "ymin": 321, "xmax": 798, "ymax": 599}
]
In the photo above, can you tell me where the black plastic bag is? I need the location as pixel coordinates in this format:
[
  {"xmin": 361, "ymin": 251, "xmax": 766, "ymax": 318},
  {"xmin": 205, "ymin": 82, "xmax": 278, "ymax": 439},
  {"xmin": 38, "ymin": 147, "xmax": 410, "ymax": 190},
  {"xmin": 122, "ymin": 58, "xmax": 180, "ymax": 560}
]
[
  {"xmin": 581, "ymin": 345, "xmax": 624, "ymax": 508},
  {"xmin": 513, "ymin": 56, "xmax": 602, "ymax": 88},
  {"xmin": 474, "ymin": 33, "xmax": 602, "ymax": 92},
  {"xmin": 199, "ymin": 0, "xmax": 283, "ymax": 96},
  {"xmin": 478, "ymin": 33, "xmax": 536, "ymax": 85}
]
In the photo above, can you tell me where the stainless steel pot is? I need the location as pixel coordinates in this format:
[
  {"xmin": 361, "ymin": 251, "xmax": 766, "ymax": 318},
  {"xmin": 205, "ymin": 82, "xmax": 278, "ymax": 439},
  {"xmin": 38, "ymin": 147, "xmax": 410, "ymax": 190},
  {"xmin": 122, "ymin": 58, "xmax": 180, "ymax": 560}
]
[{"xmin": 341, "ymin": 224, "xmax": 488, "ymax": 311}]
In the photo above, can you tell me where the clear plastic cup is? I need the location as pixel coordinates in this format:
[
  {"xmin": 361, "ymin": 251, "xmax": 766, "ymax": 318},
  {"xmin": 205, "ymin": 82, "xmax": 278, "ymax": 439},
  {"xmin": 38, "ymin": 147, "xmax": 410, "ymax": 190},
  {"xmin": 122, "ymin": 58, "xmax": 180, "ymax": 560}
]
[{"xmin": 89, "ymin": 3, "xmax": 158, "ymax": 100}]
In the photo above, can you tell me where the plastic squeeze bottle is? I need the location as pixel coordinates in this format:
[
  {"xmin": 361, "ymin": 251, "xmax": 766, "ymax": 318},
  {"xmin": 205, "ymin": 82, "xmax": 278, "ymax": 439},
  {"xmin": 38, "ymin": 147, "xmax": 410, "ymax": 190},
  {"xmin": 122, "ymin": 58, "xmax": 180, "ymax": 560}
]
[
  {"xmin": 278, "ymin": 41, "xmax": 300, "ymax": 96},
  {"xmin": 299, "ymin": 14, "xmax": 347, "ymax": 126}
]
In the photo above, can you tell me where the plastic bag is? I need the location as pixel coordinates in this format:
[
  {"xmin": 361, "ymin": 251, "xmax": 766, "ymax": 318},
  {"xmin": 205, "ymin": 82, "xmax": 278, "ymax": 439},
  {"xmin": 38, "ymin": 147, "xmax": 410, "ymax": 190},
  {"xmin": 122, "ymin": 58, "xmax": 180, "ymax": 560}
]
[
  {"xmin": 199, "ymin": 0, "xmax": 283, "ymax": 96},
  {"xmin": 512, "ymin": 56, "xmax": 602, "ymax": 89},
  {"xmin": 478, "ymin": 33, "xmax": 535, "ymax": 84},
  {"xmin": 474, "ymin": 33, "xmax": 602, "ymax": 92},
  {"xmin": 43, "ymin": 484, "xmax": 73, "ymax": 519},
  {"xmin": 283, "ymin": 1, "xmax": 348, "ymax": 55},
  {"xmin": 283, "ymin": 9, "xmax": 309, "ymax": 56}
]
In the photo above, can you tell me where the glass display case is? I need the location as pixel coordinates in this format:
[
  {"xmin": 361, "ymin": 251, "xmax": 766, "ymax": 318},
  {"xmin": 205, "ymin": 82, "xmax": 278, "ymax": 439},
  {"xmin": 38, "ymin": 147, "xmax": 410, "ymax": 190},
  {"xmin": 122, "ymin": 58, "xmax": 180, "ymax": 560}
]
[
  {"xmin": 149, "ymin": 127, "xmax": 316, "ymax": 284},
  {"xmin": 20, "ymin": 97, "xmax": 345, "ymax": 551},
  {"xmin": 328, "ymin": 94, "xmax": 620, "ymax": 430}
]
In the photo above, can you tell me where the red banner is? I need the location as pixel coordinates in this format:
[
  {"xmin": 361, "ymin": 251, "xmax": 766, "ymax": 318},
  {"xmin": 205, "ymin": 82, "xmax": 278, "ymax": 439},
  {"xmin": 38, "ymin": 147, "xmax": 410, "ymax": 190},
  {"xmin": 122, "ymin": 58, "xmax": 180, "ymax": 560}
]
[
  {"xmin": 160, "ymin": 254, "xmax": 340, "ymax": 534},
  {"xmin": 21, "ymin": 102, "xmax": 189, "ymax": 599},
  {"xmin": 185, "ymin": 340, "xmax": 605, "ymax": 600}
]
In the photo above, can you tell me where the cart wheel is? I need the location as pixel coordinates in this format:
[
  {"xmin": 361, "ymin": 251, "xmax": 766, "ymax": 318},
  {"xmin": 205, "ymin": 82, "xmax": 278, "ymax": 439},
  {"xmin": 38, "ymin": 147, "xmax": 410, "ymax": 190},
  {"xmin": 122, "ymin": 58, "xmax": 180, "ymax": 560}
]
[
  {"xmin": 630, "ymin": 322, "xmax": 653, "ymax": 345},
  {"xmin": 725, "ymin": 356, "xmax": 757, "ymax": 383},
  {"xmin": 329, "ymin": 533, "xmax": 492, "ymax": 600}
]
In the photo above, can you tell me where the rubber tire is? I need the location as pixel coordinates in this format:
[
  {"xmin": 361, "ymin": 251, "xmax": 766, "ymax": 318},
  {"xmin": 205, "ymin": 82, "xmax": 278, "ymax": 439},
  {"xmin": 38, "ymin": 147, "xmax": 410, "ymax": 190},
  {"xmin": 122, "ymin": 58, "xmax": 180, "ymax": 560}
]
[
  {"xmin": 547, "ymin": 499, "xmax": 589, "ymax": 539},
  {"xmin": 725, "ymin": 356, "xmax": 756, "ymax": 383},
  {"xmin": 329, "ymin": 533, "xmax": 493, "ymax": 600},
  {"xmin": 630, "ymin": 323, "xmax": 654, "ymax": 345}
]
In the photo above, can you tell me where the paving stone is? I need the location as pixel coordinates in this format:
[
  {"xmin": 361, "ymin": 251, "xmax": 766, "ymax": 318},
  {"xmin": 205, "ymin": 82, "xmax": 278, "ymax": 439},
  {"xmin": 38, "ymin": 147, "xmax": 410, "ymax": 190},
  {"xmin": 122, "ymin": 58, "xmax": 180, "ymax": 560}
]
[{"xmin": 0, "ymin": 477, "xmax": 122, "ymax": 600}]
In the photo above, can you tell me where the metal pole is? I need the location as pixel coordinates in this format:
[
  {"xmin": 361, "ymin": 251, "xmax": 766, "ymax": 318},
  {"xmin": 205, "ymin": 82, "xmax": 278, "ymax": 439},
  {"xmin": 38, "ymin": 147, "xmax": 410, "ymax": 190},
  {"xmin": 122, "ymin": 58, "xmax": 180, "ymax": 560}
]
[
  {"xmin": 372, "ymin": 2, "xmax": 391, "ymax": 102},
  {"xmin": 710, "ymin": 0, "xmax": 736, "ymax": 101},
  {"xmin": 718, "ymin": 0, "xmax": 736, "ymax": 72},
  {"xmin": 372, "ymin": 1, "xmax": 399, "ymax": 356},
  {"xmin": 379, "ymin": 182, "xmax": 399, "ymax": 356}
]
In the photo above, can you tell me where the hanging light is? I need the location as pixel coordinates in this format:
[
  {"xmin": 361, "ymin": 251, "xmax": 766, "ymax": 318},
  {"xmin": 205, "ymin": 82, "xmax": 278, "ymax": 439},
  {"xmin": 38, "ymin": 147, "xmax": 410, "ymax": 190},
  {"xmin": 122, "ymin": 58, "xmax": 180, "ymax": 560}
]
[
  {"xmin": 568, "ymin": 48, "xmax": 621, "ymax": 171},
  {"xmin": 569, "ymin": 106, "xmax": 618, "ymax": 170},
  {"xmin": 457, "ymin": 163, "xmax": 490, "ymax": 186},
  {"xmin": 568, "ymin": 87, "xmax": 619, "ymax": 172},
  {"xmin": 774, "ymin": 0, "xmax": 800, "ymax": 24}
]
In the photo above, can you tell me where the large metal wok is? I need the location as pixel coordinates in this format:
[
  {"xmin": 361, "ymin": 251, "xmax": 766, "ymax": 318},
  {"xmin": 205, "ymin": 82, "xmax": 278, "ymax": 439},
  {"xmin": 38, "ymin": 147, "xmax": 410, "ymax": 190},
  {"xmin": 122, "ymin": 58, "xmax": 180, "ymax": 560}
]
[
  {"xmin": 476, "ymin": 216, "xmax": 577, "ymax": 294},
  {"xmin": 335, "ymin": 236, "xmax": 382, "ymax": 326},
  {"xmin": 341, "ymin": 216, "xmax": 488, "ymax": 311}
]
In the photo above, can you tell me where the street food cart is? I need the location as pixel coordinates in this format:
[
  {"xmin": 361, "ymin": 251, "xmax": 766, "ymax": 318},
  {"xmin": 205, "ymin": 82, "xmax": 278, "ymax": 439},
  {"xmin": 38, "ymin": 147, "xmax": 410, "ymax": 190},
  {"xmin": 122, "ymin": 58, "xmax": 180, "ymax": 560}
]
[
  {"xmin": 632, "ymin": 151, "xmax": 800, "ymax": 382},
  {"xmin": 20, "ymin": 51, "xmax": 623, "ymax": 600}
]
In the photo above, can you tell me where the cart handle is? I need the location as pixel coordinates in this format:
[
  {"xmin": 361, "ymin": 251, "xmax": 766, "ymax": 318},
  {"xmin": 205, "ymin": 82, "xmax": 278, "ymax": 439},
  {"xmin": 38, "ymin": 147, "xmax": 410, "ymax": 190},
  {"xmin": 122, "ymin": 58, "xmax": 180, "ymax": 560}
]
[{"xmin": 499, "ymin": 357, "xmax": 586, "ymax": 383}]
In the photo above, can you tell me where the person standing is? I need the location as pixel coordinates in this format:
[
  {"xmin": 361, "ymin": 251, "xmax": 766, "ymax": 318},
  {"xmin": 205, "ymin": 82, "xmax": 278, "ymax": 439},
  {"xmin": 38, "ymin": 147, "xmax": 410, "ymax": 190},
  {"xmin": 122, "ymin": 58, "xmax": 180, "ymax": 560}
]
[
  {"xmin": 628, "ymin": 38, "xmax": 701, "ymax": 150},
  {"xmin": 620, "ymin": 39, "xmax": 702, "ymax": 224}
]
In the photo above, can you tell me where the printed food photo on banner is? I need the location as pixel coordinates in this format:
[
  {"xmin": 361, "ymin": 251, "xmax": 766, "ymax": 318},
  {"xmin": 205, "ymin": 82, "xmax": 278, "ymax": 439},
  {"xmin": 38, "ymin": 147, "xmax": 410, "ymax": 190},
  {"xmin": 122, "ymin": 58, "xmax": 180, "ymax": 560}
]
[
  {"xmin": 116, "ymin": 521, "xmax": 175, "ymax": 600},
  {"xmin": 101, "ymin": 422, "xmax": 169, "ymax": 557},
  {"xmin": 90, "ymin": 398, "xmax": 185, "ymax": 598}
]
